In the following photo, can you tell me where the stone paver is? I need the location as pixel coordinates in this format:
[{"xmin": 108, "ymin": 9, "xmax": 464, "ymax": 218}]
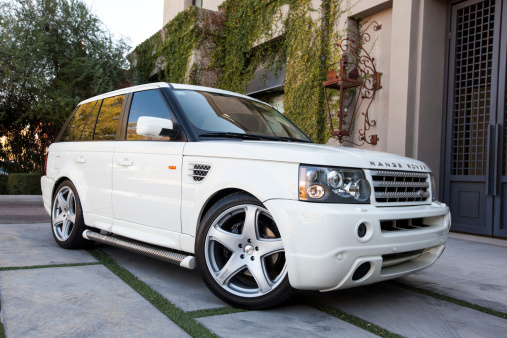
[
  {"xmin": 399, "ymin": 237, "xmax": 507, "ymax": 313},
  {"xmin": 102, "ymin": 246, "xmax": 226, "ymax": 312},
  {"xmin": 197, "ymin": 305, "xmax": 377, "ymax": 338},
  {"xmin": 314, "ymin": 283, "xmax": 507, "ymax": 337},
  {"xmin": 0, "ymin": 265, "xmax": 189, "ymax": 337},
  {"xmin": 0, "ymin": 223, "xmax": 97, "ymax": 267}
]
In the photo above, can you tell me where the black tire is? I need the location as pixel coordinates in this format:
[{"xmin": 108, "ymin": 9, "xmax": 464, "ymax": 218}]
[
  {"xmin": 51, "ymin": 180, "xmax": 93, "ymax": 249},
  {"xmin": 196, "ymin": 192, "xmax": 294, "ymax": 309}
]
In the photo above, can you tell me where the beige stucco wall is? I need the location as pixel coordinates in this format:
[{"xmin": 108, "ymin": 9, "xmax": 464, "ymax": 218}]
[
  {"xmin": 341, "ymin": 7, "xmax": 393, "ymax": 154},
  {"xmin": 203, "ymin": 0, "xmax": 224, "ymax": 12},
  {"xmin": 328, "ymin": 0, "xmax": 447, "ymax": 184},
  {"xmin": 163, "ymin": 0, "xmax": 187, "ymax": 25},
  {"xmin": 163, "ymin": 0, "xmax": 224, "ymax": 26}
]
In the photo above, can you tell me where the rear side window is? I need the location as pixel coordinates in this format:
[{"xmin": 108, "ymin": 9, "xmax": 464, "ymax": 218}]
[
  {"xmin": 80, "ymin": 100, "xmax": 102, "ymax": 141},
  {"xmin": 60, "ymin": 102, "xmax": 96, "ymax": 142},
  {"xmin": 126, "ymin": 90, "xmax": 173, "ymax": 140},
  {"xmin": 94, "ymin": 95, "xmax": 124, "ymax": 140}
]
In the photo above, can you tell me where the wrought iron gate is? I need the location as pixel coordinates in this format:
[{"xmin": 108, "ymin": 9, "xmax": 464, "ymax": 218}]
[{"xmin": 444, "ymin": 0, "xmax": 507, "ymax": 238}]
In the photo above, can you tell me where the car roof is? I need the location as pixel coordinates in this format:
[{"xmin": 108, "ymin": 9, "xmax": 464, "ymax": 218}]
[
  {"xmin": 78, "ymin": 83, "xmax": 272, "ymax": 108},
  {"xmin": 78, "ymin": 82, "xmax": 170, "ymax": 105}
]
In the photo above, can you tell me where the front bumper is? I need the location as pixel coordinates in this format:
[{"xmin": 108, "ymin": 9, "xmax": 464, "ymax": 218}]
[{"xmin": 264, "ymin": 199, "xmax": 450, "ymax": 291}]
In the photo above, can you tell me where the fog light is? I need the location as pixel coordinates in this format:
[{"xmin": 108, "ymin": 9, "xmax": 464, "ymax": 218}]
[
  {"xmin": 352, "ymin": 262, "xmax": 371, "ymax": 281},
  {"xmin": 307, "ymin": 185, "xmax": 325, "ymax": 199},
  {"xmin": 357, "ymin": 223, "xmax": 367, "ymax": 238}
]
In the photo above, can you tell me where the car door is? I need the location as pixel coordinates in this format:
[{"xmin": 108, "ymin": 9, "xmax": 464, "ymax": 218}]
[{"xmin": 112, "ymin": 89, "xmax": 185, "ymax": 248}]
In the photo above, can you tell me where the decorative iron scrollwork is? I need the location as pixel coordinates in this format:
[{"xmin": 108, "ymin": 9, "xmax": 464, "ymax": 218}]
[{"xmin": 323, "ymin": 21, "xmax": 382, "ymax": 145}]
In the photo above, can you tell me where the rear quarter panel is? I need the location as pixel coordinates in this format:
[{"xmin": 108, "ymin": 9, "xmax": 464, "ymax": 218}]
[{"xmin": 46, "ymin": 141, "xmax": 115, "ymax": 227}]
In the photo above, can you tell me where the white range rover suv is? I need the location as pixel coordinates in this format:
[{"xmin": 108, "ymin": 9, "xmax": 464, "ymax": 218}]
[{"xmin": 41, "ymin": 82, "xmax": 451, "ymax": 309}]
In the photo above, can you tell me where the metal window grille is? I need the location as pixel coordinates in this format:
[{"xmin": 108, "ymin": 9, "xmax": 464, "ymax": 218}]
[{"xmin": 451, "ymin": 0, "xmax": 495, "ymax": 176}]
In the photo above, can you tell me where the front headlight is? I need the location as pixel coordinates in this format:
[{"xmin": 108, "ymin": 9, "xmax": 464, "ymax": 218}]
[
  {"xmin": 430, "ymin": 174, "xmax": 437, "ymax": 201},
  {"xmin": 299, "ymin": 165, "xmax": 371, "ymax": 203}
]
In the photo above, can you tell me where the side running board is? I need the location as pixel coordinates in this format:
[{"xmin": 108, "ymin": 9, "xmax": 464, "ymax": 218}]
[{"xmin": 83, "ymin": 230, "xmax": 196, "ymax": 269}]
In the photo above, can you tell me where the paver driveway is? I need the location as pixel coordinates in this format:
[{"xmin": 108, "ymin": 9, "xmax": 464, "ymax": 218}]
[{"xmin": 0, "ymin": 197, "xmax": 506, "ymax": 337}]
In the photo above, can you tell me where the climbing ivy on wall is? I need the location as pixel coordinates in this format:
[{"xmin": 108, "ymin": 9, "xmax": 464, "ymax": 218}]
[
  {"xmin": 131, "ymin": 7, "xmax": 203, "ymax": 84},
  {"xmin": 211, "ymin": 0, "xmax": 288, "ymax": 93},
  {"xmin": 131, "ymin": 0, "xmax": 359, "ymax": 143}
]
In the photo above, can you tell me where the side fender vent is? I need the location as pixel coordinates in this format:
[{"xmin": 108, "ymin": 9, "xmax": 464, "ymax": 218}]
[{"xmin": 188, "ymin": 163, "xmax": 211, "ymax": 182}]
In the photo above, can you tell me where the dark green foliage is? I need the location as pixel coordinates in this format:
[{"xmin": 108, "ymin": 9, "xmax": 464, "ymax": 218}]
[
  {"xmin": 212, "ymin": 0, "xmax": 288, "ymax": 93},
  {"xmin": 131, "ymin": 7, "xmax": 213, "ymax": 85},
  {"xmin": 0, "ymin": 0, "xmax": 131, "ymax": 173},
  {"xmin": 0, "ymin": 175, "xmax": 7, "ymax": 194},
  {"xmin": 6, "ymin": 173, "xmax": 43, "ymax": 195}
]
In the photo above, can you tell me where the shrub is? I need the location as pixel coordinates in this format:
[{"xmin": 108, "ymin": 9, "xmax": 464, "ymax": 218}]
[
  {"xmin": 0, "ymin": 175, "xmax": 7, "ymax": 194},
  {"xmin": 7, "ymin": 173, "xmax": 42, "ymax": 195}
]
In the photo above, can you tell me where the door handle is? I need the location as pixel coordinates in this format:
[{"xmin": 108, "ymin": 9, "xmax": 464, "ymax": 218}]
[
  {"xmin": 117, "ymin": 158, "xmax": 133, "ymax": 166},
  {"xmin": 75, "ymin": 156, "xmax": 86, "ymax": 163}
]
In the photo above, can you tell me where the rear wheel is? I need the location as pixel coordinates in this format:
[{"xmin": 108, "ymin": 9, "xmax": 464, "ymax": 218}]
[
  {"xmin": 51, "ymin": 180, "xmax": 93, "ymax": 249},
  {"xmin": 196, "ymin": 193, "xmax": 293, "ymax": 309}
]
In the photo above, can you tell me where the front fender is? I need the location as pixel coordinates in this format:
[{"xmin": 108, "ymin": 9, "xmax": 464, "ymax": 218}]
[{"xmin": 181, "ymin": 156, "xmax": 299, "ymax": 237}]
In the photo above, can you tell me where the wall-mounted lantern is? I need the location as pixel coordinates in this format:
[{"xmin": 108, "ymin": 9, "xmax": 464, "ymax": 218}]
[{"xmin": 323, "ymin": 23, "xmax": 382, "ymax": 146}]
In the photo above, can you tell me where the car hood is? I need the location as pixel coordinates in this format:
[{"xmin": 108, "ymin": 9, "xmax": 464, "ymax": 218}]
[{"xmin": 183, "ymin": 141, "xmax": 431, "ymax": 172}]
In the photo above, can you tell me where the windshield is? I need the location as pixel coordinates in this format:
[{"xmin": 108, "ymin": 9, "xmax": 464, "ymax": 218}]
[{"xmin": 172, "ymin": 90, "xmax": 312, "ymax": 142}]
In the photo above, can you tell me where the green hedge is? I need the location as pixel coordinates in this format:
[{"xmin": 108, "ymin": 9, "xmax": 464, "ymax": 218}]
[
  {"xmin": 5, "ymin": 173, "xmax": 42, "ymax": 195},
  {"xmin": 0, "ymin": 175, "xmax": 7, "ymax": 194}
]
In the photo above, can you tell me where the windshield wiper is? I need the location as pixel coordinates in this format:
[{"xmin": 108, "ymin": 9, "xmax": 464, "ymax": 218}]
[
  {"xmin": 272, "ymin": 136, "xmax": 312, "ymax": 143},
  {"xmin": 199, "ymin": 132, "xmax": 312, "ymax": 143},
  {"xmin": 199, "ymin": 132, "xmax": 263, "ymax": 140}
]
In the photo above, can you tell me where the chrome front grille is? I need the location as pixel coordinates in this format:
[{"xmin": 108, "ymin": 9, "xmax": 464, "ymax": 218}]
[
  {"xmin": 370, "ymin": 170, "xmax": 430, "ymax": 203},
  {"xmin": 188, "ymin": 163, "xmax": 211, "ymax": 182}
]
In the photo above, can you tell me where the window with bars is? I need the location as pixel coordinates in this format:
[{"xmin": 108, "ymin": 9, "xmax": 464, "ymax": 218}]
[{"xmin": 451, "ymin": 0, "xmax": 495, "ymax": 176}]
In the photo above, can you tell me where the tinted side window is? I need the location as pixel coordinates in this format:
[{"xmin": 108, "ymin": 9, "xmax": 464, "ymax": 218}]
[
  {"xmin": 80, "ymin": 100, "xmax": 102, "ymax": 141},
  {"xmin": 60, "ymin": 102, "xmax": 95, "ymax": 142},
  {"xmin": 94, "ymin": 95, "xmax": 124, "ymax": 140},
  {"xmin": 126, "ymin": 90, "xmax": 173, "ymax": 140}
]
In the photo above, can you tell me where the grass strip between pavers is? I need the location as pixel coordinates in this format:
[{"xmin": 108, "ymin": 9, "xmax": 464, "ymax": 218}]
[
  {"xmin": 0, "ymin": 298, "xmax": 5, "ymax": 338},
  {"xmin": 0, "ymin": 262, "xmax": 101, "ymax": 271},
  {"xmin": 304, "ymin": 298, "xmax": 403, "ymax": 338},
  {"xmin": 87, "ymin": 248, "xmax": 217, "ymax": 338},
  {"xmin": 187, "ymin": 306, "xmax": 247, "ymax": 318},
  {"xmin": 391, "ymin": 281, "xmax": 507, "ymax": 320}
]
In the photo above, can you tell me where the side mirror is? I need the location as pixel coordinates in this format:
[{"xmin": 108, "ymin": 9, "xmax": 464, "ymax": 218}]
[{"xmin": 136, "ymin": 116, "xmax": 175, "ymax": 138}]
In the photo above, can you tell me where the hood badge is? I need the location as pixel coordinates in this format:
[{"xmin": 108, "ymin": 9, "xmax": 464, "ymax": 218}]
[{"xmin": 369, "ymin": 161, "xmax": 427, "ymax": 171}]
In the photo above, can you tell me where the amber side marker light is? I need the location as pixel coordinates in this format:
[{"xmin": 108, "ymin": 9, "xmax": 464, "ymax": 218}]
[
  {"xmin": 299, "ymin": 167, "xmax": 307, "ymax": 200},
  {"xmin": 168, "ymin": 166, "xmax": 176, "ymax": 170}
]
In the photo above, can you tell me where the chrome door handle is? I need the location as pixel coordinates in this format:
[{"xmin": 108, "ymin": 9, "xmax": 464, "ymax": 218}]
[
  {"xmin": 75, "ymin": 156, "xmax": 86, "ymax": 163},
  {"xmin": 117, "ymin": 158, "xmax": 133, "ymax": 166}
]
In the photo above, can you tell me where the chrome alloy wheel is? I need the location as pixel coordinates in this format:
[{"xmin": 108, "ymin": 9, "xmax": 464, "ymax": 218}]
[
  {"xmin": 204, "ymin": 204, "xmax": 287, "ymax": 298},
  {"xmin": 52, "ymin": 186, "xmax": 77, "ymax": 242}
]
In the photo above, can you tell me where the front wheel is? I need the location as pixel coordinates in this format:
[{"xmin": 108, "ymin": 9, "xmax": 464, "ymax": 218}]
[{"xmin": 196, "ymin": 193, "xmax": 293, "ymax": 309}]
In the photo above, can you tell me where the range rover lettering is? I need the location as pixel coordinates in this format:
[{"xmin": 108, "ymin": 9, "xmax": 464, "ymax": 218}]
[{"xmin": 41, "ymin": 83, "xmax": 451, "ymax": 309}]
